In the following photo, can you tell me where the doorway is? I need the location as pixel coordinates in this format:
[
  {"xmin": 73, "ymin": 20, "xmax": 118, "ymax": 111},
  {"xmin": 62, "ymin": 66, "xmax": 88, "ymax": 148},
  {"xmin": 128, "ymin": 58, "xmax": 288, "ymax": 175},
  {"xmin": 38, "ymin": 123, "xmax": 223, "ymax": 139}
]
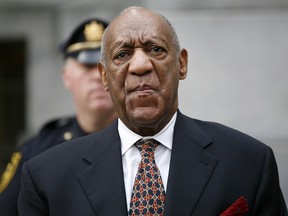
[{"xmin": 0, "ymin": 39, "xmax": 26, "ymax": 173}]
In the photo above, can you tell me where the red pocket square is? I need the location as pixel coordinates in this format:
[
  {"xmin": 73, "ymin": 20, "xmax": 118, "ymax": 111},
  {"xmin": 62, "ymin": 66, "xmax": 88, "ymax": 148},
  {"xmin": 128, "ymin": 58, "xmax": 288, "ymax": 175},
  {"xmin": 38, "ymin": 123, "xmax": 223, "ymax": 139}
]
[{"xmin": 220, "ymin": 196, "xmax": 249, "ymax": 216}]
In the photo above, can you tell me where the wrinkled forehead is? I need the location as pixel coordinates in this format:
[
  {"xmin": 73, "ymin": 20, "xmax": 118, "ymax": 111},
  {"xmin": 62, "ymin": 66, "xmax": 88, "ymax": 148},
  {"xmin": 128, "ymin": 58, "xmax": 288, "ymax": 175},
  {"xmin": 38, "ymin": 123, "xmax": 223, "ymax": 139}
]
[{"xmin": 106, "ymin": 9, "xmax": 172, "ymax": 46}]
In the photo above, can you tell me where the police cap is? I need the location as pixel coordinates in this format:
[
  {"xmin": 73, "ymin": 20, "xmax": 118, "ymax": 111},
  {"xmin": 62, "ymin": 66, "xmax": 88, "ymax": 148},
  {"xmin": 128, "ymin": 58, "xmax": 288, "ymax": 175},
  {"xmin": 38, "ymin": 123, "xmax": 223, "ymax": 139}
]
[{"xmin": 59, "ymin": 18, "xmax": 109, "ymax": 65}]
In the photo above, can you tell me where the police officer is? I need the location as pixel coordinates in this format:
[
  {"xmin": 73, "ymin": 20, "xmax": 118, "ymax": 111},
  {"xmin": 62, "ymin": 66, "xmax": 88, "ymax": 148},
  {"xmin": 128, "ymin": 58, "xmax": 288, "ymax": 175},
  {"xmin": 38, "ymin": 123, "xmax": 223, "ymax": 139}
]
[{"xmin": 0, "ymin": 18, "xmax": 116, "ymax": 216}]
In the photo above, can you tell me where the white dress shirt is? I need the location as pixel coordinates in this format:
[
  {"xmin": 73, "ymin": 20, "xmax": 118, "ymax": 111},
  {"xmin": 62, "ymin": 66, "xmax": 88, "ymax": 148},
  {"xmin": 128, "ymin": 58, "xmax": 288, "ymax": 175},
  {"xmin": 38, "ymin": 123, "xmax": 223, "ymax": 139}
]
[{"xmin": 119, "ymin": 112, "xmax": 177, "ymax": 211}]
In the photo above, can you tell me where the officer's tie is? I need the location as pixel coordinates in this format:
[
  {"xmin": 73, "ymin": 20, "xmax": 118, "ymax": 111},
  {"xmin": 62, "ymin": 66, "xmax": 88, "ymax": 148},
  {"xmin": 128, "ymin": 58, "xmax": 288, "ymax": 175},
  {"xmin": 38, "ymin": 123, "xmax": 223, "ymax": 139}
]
[{"xmin": 128, "ymin": 138, "xmax": 165, "ymax": 216}]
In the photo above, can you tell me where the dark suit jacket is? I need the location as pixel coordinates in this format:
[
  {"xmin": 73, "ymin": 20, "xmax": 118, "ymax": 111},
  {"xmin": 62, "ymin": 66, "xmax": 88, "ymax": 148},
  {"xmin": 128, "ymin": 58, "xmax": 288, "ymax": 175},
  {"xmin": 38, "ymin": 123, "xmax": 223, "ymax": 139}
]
[{"xmin": 18, "ymin": 112, "xmax": 287, "ymax": 215}]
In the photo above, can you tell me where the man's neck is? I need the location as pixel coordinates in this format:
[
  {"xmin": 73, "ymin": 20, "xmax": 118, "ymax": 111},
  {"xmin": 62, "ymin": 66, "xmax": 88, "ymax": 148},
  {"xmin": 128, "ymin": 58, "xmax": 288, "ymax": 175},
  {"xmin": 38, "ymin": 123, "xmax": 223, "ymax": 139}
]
[{"xmin": 76, "ymin": 110, "xmax": 117, "ymax": 134}]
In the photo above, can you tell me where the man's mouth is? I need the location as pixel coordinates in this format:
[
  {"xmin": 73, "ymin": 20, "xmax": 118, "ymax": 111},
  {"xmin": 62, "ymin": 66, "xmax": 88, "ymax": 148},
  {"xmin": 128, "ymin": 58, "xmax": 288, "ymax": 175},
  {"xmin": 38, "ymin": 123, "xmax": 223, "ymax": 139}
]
[{"xmin": 130, "ymin": 84, "xmax": 155, "ymax": 94}]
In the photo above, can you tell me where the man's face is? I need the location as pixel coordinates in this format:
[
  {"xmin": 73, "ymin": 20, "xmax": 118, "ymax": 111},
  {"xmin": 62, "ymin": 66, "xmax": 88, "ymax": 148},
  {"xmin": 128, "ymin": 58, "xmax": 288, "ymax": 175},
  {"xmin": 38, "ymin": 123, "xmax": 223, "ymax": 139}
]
[
  {"xmin": 100, "ymin": 9, "xmax": 187, "ymax": 135},
  {"xmin": 63, "ymin": 58, "xmax": 114, "ymax": 115}
]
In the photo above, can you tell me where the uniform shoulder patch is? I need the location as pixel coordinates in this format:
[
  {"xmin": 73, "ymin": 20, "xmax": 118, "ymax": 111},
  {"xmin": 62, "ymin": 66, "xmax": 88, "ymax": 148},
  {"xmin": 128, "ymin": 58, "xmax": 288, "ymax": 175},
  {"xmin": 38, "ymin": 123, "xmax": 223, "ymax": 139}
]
[{"xmin": 0, "ymin": 152, "xmax": 22, "ymax": 193}]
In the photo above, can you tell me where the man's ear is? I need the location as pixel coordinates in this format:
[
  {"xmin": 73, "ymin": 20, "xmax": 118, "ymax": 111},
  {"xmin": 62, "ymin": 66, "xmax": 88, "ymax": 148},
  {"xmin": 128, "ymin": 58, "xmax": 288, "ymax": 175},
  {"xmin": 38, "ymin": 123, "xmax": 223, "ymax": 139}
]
[
  {"xmin": 179, "ymin": 48, "xmax": 188, "ymax": 80},
  {"xmin": 98, "ymin": 62, "xmax": 109, "ymax": 91},
  {"xmin": 62, "ymin": 65, "xmax": 72, "ymax": 90}
]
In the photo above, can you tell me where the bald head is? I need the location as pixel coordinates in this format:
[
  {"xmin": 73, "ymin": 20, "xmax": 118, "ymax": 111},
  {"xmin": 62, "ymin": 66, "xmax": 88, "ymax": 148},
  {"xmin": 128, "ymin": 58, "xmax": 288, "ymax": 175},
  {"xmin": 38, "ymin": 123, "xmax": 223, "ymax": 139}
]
[{"xmin": 100, "ymin": 7, "xmax": 180, "ymax": 66}]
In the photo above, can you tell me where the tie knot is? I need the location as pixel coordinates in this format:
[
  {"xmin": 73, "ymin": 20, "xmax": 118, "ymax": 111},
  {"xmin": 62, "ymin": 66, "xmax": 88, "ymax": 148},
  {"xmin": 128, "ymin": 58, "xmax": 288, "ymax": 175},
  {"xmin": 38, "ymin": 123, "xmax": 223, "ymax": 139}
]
[{"xmin": 135, "ymin": 138, "xmax": 159, "ymax": 156}]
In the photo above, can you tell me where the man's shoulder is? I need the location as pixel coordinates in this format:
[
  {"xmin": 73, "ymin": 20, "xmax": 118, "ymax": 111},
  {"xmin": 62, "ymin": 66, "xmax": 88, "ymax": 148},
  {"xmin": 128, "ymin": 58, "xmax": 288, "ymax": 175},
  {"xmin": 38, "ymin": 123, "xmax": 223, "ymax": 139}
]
[
  {"xmin": 178, "ymin": 112, "xmax": 268, "ymax": 151},
  {"xmin": 27, "ymin": 119, "xmax": 119, "ymax": 165},
  {"xmin": 37, "ymin": 116, "xmax": 75, "ymax": 135},
  {"xmin": 23, "ymin": 116, "xmax": 75, "ymax": 143},
  {"xmin": 18, "ymin": 116, "xmax": 78, "ymax": 157}
]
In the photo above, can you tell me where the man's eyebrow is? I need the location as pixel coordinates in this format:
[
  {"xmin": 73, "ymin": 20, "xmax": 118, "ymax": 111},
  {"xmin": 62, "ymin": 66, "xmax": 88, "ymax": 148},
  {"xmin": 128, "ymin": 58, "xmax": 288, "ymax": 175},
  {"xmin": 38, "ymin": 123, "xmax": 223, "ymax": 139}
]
[
  {"xmin": 110, "ymin": 40, "xmax": 133, "ymax": 50},
  {"xmin": 110, "ymin": 36, "xmax": 167, "ymax": 51},
  {"xmin": 142, "ymin": 36, "xmax": 168, "ymax": 46},
  {"xmin": 110, "ymin": 41, "xmax": 123, "ymax": 49}
]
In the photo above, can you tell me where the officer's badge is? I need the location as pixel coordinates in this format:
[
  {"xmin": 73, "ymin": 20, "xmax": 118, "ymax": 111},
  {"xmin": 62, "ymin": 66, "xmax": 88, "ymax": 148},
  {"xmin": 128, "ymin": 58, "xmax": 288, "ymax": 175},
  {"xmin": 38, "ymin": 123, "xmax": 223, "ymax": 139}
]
[{"xmin": 0, "ymin": 152, "xmax": 22, "ymax": 193}]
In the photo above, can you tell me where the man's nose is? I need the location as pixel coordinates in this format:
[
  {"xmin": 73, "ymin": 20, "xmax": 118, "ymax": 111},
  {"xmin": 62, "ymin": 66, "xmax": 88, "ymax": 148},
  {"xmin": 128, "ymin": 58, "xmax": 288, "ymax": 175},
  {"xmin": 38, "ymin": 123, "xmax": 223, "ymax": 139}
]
[{"xmin": 128, "ymin": 49, "xmax": 153, "ymax": 75}]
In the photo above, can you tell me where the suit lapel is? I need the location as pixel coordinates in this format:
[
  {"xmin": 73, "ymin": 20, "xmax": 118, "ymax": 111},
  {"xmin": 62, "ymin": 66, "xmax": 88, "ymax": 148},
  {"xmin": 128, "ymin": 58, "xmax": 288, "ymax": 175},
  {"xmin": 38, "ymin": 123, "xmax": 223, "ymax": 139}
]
[
  {"xmin": 164, "ymin": 112, "xmax": 219, "ymax": 216},
  {"xmin": 77, "ymin": 121, "xmax": 127, "ymax": 216}
]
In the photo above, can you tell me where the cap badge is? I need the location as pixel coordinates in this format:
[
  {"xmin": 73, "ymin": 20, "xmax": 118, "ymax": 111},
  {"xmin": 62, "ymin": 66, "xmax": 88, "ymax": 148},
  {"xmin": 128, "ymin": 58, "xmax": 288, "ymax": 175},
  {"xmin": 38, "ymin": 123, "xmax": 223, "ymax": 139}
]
[{"xmin": 84, "ymin": 21, "xmax": 104, "ymax": 42}]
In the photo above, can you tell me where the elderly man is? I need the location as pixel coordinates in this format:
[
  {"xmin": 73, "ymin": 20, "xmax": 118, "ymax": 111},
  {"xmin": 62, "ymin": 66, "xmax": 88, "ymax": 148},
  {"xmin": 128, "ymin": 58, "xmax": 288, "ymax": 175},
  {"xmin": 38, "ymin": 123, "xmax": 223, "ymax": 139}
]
[
  {"xmin": 18, "ymin": 7, "xmax": 287, "ymax": 216},
  {"xmin": 0, "ymin": 18, "xmax": 116, "ymax": 216}
]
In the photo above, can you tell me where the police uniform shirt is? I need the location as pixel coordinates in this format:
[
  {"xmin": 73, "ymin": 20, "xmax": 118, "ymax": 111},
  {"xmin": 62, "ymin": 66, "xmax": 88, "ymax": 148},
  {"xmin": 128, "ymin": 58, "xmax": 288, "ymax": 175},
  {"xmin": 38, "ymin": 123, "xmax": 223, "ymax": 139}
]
[{"xmin": 0, "ymin": 116, "xmax": 87, "ymax": 216}]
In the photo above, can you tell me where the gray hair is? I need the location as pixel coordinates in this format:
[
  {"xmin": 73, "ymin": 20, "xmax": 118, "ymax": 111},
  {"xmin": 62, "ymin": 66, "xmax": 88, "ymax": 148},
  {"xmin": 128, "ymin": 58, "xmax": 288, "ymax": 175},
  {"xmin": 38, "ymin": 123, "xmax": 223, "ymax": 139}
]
[{"xmin": 100, "ymin": 7, "xmax": 180, "ymax": 67}]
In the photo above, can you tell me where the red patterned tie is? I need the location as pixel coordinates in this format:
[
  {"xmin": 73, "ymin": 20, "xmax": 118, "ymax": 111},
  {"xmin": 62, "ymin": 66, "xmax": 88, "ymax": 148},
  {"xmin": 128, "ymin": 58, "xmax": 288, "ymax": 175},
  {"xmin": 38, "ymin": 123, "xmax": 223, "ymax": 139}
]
[{"xmin": 128, "ymin": 139, "xmax": 166, "ymax": 216}]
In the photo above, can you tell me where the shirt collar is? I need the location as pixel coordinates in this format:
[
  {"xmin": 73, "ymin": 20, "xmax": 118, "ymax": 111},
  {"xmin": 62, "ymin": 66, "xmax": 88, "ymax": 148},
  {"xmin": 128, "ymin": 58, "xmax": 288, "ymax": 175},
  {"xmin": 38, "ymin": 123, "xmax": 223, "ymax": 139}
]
[{"xmin": 119, "ymin": 112, "xmax": 177, "ymax": 156}]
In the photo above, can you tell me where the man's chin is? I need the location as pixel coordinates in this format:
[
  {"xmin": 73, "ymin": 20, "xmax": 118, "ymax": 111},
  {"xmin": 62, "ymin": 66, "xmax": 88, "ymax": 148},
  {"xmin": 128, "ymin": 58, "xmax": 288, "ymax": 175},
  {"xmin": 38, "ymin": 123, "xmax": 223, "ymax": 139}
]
[{"xmin": 128, "ymin": 107, "xmax": 161, "ymax": 124}]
